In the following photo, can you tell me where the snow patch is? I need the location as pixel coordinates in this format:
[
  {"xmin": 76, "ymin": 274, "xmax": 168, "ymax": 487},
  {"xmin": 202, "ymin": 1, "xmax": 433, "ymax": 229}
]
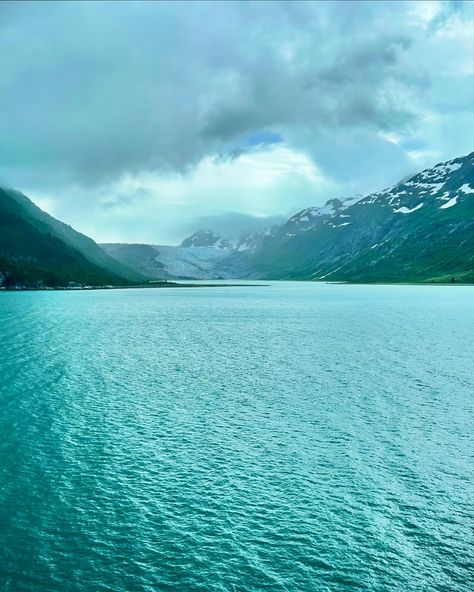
[
  {"xmin": 319, "ymin": 266, "xmax": 342, "ymax": 279},
  {"xmin": 439, "ymin": 197, "xmax": 458, "ymax": 209},
  {"xmin": 460, "ymin": 183, "xmax": 474, "ymax": 194},
  {"xmin": 429, "ymin": 183, "xmax": 444, "ymax": 195},
  {"xmin": 446, "ymin": 162, "xmax": 462, "ymax": 172},
  {"xmin": 405, "ymin": 182, "xmax": 443, "ymax": 194},
  {"xmin": 393, "ymin": 202, "xmax": 424, "ymax": 214},
  {"xmin": 316, "ymin": 203, "xmax": 337, "ymax": 216},
  {"xmin": 419, "ymin": 160, "xmax": 462, "ymax": 180},
  {"xmin": 328, "ymin": 221, "xmax": 351, "ymax": 228}
]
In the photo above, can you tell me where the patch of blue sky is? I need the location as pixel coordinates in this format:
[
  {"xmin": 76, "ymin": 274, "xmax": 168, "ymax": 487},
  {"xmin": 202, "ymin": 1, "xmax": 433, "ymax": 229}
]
[{"xmin": 246, "ymin": 130, "xmax": 283, "ymax": 147}]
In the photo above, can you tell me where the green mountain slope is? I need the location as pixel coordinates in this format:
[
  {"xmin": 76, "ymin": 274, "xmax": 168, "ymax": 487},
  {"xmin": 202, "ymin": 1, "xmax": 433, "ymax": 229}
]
[
  {"xmin": 251, "ymin": 152, "xmax": 474, "ymax": 283},
  {"xmin": 0, "ymin": 187, "xmax": 143, "ymax": 287}
]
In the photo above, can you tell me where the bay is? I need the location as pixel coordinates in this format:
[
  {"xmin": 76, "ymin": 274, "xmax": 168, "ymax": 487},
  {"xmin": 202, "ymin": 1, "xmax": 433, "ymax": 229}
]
[{"xmin": 0, "ymin": 283, "xmax": 473, "ymax": 591}]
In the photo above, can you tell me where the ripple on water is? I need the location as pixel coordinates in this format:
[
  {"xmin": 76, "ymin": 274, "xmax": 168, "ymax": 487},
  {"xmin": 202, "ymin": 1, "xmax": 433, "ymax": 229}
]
[{"xmin": 0, "ymin": 283, "xmax": 473, "ymax": 592}]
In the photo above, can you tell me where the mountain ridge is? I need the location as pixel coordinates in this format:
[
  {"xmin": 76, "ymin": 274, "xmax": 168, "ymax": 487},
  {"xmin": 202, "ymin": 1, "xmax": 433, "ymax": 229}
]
[
  {"xmin": 0, "ymin": 187, "xmax": 143, "ymax": 287},
  {"xmin": 2, "ymin": 152, "xmax": 472, "ymax": 286},
  {"xmin": 250, "ymin": 152, "xmax": 474, "ymax": 282},
  {"xmin": 103, "ymin": 152, "xmax": 474, "ymax": 283}
]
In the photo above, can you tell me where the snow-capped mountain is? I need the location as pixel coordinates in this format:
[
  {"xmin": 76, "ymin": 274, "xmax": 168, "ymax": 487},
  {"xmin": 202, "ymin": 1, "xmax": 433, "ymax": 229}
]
[
  {"xmin": 250, "ymin": 152, "xmax": 474, "ymax": 282},
  {"xmin": 274, "ymin": 196, "xmax": 362, "ymax": 238},
  {"xmin": 101, "ymin": 241, "xmax": 233, "ymax": 280},
  {"xmin": 102, "ymin": 227, "xmax": 275, "ymax": 279},
  {"xmin": 356, "ymin": 155, "xmax": 472, "ymax": 212},
  {"xmin": 180, "ymin": 230, "xmax": 232, "ymax": 249},
  {"xmin": 234, "ymin": 226, "xmax": 278, "ymax": 252}
]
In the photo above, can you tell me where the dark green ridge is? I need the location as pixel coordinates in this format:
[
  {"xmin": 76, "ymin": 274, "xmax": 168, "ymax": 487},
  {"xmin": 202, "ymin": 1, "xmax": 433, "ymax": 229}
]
[{"xmin": 0, "ymin": 187, "xmax": 144, "ymax": 288}]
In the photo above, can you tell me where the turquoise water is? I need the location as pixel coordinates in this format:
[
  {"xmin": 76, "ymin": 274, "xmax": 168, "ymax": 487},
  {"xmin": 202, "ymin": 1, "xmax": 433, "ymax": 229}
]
[{"xmin": 0, "ymin": 283, "xmax": 473, "ymax": 592}]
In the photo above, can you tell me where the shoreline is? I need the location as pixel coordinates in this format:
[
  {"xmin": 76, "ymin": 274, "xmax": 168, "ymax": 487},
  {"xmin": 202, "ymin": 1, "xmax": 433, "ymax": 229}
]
[
  {"xmin": 1, "ymin": 279, "xmax": 473, "ymax": 291},
  {"xmin": 0, "ymin": 282, "xmax": 269, "ymax": 292}
]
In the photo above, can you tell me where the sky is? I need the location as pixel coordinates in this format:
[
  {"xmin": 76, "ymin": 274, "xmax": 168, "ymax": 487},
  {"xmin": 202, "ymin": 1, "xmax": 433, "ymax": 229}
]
[{"xmin": 0, "ymin": 0, "xmax": 473, "ymax": 244}]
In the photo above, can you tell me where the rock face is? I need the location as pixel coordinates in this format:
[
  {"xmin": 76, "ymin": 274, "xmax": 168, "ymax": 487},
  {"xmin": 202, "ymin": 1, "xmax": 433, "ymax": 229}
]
[
  {"xmin": 0, "ymin": 187, "xmax": 142, "ymax": 287},
  {"xmin": 103, "ymin": 152, "xmax": 474, "ymax": 283}
]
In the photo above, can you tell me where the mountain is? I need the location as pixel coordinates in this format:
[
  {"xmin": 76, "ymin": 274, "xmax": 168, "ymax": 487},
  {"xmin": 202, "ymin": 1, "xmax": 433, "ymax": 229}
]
[
  {"xmin": 8, "ymin": 154, "xmax": 470, "ymax": 287},
  {"xmin": 101, "ymin": 225, "xmax": 275, "ymax": 280},
  {"xmin": 233, "ymin": 225, "xmax": 279, "ymax": 253},
  {"xmin": 0, "ymin": 187, "xmax": 143, "ymax": 287},
  {"xmin": 102, "ymin": 237, "xmax": 235, "ymax": 280},
  {"xmin": 250, "ymin": 152, "xmax": 474, "ymax": 283},
  {"xmin": 102, "ymin": 152, "xmax": 473, "ymax": 284},
  {"xmin": 266, "ymin": 196, "xmax": 361, "ymax": 241},
  {"xmin": 180, "ymin": 230, "xmax": 232, "ymax": 249}
]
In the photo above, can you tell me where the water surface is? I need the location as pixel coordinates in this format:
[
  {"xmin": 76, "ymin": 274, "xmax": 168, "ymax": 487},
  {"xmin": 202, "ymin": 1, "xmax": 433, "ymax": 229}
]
[{"xmin": 0, "ymin": 283, "xmax": 473, "ymax": 591}]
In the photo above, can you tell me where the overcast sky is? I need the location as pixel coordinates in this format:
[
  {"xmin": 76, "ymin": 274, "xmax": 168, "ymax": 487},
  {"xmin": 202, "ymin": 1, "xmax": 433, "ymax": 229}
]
[{"xmin": 1, "ymin": 0, "xmax": 473, "ymax": 244}]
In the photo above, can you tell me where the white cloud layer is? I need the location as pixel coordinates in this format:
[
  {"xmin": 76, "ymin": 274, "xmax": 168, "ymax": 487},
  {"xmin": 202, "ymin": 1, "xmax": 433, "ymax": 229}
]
[{"xmin": 32, "ymin": 144, "xmax": 334, "ymax": 243}]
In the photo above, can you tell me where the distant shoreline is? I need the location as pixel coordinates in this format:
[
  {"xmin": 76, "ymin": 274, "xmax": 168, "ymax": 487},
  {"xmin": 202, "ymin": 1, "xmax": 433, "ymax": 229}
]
[
  {"xmin": 2, "ymin": 280, "xmax": 473, "ymax": 291},
  {"xmin": 0, "ymin": 282, "xmax": 268, "ymax": 292}
]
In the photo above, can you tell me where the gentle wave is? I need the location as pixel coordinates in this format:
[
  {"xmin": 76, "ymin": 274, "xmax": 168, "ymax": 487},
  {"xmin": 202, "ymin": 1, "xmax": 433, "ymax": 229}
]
[{"xmin": 0, "ymin": 284, "xmax": 473, "ymax": 591}]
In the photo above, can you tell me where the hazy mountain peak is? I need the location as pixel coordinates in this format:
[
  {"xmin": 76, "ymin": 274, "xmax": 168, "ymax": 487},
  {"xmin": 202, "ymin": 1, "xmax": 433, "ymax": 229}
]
[{"xmin": 180, "ymin": 230, "xmax": 232, "ymax": 249}]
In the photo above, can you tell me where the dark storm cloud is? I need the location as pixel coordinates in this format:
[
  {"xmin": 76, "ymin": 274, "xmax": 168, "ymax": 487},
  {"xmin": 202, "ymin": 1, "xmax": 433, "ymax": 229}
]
[{"xmin": 0, "ymin": 0, "xmax": 446, "ymax": 186}]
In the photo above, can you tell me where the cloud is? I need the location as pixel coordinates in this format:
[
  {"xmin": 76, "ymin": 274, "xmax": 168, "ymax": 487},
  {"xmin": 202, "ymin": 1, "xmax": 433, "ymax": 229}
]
[
  {"xmin": 29, "ymin": 144, "xmax": 333, "ymax": 244},
  {"xmin": 0, "ymin": 0, "xmax": 472, "ymax": 241}
]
